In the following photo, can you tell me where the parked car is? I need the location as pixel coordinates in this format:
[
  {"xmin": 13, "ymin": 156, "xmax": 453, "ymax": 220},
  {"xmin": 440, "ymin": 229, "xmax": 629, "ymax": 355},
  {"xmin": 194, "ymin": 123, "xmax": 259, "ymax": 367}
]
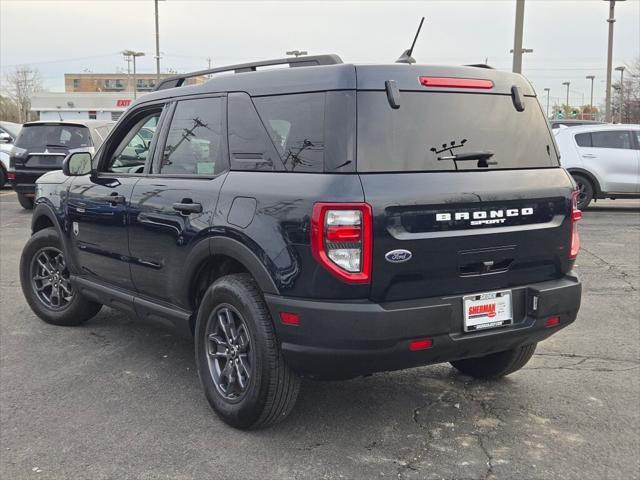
[
  {"xmin": 549, "ymin": 119, "xmax": 604, "ymax": 130},
  {"xmin": 554, "ymin": 124, "xmax": 640, "ymax": 209},
  {"xmin": 10, "ymin": 120, "xmax": 113, "ymax": 209},
  {"xmin": 20, "ymin": 55, "xmax": 582, "ymax": 430},
  {"xmin": 0, "ymin": 121, "xmax": 22, "ymax": 188}
]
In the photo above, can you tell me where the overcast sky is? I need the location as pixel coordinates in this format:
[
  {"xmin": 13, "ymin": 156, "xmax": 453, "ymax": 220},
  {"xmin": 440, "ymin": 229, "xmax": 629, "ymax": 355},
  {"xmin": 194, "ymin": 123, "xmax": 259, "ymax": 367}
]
[{"xmin": 1, "ymin": 0, "xmax": 638, "ymax": 107}]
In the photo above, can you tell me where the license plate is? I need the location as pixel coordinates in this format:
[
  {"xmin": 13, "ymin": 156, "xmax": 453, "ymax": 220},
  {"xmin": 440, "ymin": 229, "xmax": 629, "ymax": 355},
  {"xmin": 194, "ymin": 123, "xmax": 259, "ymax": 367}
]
[{"xmin": 463, "ymin": 290, "xmax": 513, "ymax": 332}]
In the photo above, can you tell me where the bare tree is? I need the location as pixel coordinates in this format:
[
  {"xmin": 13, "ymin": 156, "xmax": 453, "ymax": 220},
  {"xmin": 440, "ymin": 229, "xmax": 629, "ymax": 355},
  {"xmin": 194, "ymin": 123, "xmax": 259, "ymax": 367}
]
[
  {"xmin": 0, "ymin": 95, "xmax": 21, "ymax": 122},
  {"xmin": 3, "ymin": 66, "xmax": 43, "ymax": 123}
]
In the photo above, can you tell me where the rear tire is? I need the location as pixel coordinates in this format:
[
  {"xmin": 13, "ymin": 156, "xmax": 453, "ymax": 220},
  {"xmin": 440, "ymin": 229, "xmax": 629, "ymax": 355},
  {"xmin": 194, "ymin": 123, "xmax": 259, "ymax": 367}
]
[
  {"xmin": 17, "ymin": 193, "xmax": 34, "ymax": 210},
  {"xmin": 450, "ymin": 343, "xmax": 537, "ymax": 379},
  {"xmin": 195, "ymin": 273, "xmax": 300, "ymax": 430},
  {"xmin": 0, "ymin": 167, "xmax": 5, "ymax": 189},
  {"xmin": 20, "ymin": 227, "xmax": 102, "ymax": 326},
  {"xmin": 571, "ymin": 174, "xmax": 593, "ymax": 210}
]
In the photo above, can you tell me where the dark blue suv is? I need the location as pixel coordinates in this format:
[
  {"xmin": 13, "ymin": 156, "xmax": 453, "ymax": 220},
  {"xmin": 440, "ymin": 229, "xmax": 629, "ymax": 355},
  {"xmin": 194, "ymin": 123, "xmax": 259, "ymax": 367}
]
[{"xmin": 19, "ymin": 55, "xmax": 582, "ymax": 429}]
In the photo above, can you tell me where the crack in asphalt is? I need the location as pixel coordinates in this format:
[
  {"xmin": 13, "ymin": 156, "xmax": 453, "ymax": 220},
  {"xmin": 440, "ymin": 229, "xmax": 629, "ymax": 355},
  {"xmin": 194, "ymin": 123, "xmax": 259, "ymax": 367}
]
[
  {"xmin": 580, "ymin": 245, "xmax": 639, "ymax": 292},
  {"xmin": 529, "ymin": 352, "xmax": 640, "ymax": 372},
  {"xmin": 475, "ymin": 433, "xmax": 494, "ymax": 480}
]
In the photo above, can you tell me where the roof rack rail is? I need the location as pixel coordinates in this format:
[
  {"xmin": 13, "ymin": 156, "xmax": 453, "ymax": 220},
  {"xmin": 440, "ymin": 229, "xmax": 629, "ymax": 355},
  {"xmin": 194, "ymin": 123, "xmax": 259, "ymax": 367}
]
[
  {"xmin": 464, "ymin": 64, "xmax": 494, "ymax": 69},
  {"xmin": 154, "ymin": 54, "xmax": 343, "ymax": 91}
]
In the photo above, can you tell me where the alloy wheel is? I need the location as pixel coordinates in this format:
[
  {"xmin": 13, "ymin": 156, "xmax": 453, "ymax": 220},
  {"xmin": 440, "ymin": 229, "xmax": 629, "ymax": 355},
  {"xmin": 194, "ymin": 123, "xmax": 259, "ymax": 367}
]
[
  {"xmin": 30, "ymin": 247, "xmax": 73, "ymax": 310},
  {"xmin": 205, "ymin": 304, "xmax": 253, "ymax": 401}
]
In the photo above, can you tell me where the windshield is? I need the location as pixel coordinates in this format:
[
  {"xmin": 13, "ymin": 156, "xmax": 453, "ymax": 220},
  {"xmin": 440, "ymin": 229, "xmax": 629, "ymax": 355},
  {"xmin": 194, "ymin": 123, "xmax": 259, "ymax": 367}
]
[
  {"xmin": 15, "ymin": 124, "xmax": 91, "ymax": 151},
  {"xmin": 357, "ymin": 92, "xmax": 559, "ymax": 172}
]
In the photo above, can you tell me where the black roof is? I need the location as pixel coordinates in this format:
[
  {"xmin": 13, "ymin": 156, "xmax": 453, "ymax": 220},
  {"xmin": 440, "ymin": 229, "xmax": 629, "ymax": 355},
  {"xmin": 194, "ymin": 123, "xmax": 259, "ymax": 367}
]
[{"xmin": 135, "ymin": 54, "xmax": 536, "ymax": 108}]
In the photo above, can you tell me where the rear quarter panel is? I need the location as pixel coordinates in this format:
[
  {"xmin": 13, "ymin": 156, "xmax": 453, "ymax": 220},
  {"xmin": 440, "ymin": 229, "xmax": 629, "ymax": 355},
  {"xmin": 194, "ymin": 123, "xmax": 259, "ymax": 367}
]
[{"xmin": 215, "ymin": 171, "xmax": 369, "ymax": 299}]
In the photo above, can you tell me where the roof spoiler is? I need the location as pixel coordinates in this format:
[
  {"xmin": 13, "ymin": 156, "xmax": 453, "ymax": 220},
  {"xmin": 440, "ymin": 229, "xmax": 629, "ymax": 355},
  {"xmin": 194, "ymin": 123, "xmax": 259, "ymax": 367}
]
[{"xmin": 154, "ymin": 54, "xmax": 344, "ymax": 91}]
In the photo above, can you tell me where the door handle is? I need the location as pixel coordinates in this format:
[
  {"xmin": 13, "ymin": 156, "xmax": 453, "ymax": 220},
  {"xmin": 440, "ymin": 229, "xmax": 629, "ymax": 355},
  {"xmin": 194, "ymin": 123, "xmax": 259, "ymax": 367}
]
[
  {"xmin": 581, "ymin": 154, "xmax": 597, "ymax": 158},
  {"xmin": 97, "ymin": 193, "xmax": 126, "ymax": 205},
  {"xmin": 173, "ymin": 201, "xmax": 203, "ymax": 214}
]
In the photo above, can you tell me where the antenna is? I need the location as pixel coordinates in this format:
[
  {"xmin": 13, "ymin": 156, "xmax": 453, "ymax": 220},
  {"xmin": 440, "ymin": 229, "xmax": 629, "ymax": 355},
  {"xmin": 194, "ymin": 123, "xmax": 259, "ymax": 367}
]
[{"xmin": 396, "ymin": 17, "xmax": 425, "ymax": 64}]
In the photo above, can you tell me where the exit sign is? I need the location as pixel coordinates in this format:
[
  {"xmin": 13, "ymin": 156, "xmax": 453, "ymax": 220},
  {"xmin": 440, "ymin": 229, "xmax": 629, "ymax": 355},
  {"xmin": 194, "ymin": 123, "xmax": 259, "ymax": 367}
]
[{"xmin": 116, "ymin": 99, "xmax": 132, "ymax": 107}]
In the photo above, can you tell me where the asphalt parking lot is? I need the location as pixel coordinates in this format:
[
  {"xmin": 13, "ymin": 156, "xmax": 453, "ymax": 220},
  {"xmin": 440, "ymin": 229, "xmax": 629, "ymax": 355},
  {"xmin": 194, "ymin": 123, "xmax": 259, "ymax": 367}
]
[{"xmin": 1, "ymin": 189, "xmax": 638, "ymax": 480}]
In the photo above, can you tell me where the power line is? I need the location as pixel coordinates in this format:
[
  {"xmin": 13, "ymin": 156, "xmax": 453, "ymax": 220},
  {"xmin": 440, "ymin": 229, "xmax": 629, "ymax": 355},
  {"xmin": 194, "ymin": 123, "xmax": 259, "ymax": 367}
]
[{"xmin": 0, "ymin": 52, "xmax": 122, "ymax": 69}]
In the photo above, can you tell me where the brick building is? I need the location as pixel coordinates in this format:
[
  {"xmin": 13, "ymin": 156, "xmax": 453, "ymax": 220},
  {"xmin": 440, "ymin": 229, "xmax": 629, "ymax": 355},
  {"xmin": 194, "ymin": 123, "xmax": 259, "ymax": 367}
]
[{"xmin": 64, "ymin": 73, "xmax": 175, "ymax": 93}]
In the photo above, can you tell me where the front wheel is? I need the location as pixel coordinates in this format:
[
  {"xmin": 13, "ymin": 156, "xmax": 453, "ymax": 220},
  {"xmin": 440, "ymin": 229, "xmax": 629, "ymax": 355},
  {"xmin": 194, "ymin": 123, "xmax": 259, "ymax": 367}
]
[
  {"xmin": 20, "ymin": 227, "xmax": 102, "ymax": 326},
  {"xmin": 195, "ymin": 274, "xmax": 300, "ymax": 429},
  {"xmin": 450, "ymin": 343, "xmax": 537, "ymax": 379},
  {"xmin": 17, "ymin": 193, "xmax": 34, "ymax": 210}
]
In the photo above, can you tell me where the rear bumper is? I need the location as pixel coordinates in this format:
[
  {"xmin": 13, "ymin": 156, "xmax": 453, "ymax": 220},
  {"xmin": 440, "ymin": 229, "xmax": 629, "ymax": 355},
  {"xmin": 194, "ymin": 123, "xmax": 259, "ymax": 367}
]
[
  {"xmin": 13, "ymin": 169, "xmax": 47, "ymax": 194},
  {"xmin": 265, "ymin": 273, "xmax": 581, "ymax": 379}
]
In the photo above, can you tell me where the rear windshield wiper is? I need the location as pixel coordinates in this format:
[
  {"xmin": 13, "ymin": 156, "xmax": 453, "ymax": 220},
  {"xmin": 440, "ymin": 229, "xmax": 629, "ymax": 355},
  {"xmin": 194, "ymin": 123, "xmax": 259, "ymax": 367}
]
[
  {"xmin": 437, "ymin": 151, "xmax": 497, "ymax": 169},
  {"xmin": 46, "ymin": 144, "xmax": 68, "ymax": 148}
]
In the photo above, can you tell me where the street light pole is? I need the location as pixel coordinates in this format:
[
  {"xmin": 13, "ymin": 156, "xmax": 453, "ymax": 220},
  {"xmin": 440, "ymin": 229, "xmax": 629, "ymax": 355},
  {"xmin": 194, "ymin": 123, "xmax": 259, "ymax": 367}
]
[
  {"xmin": 615, "ymin": 65, "xmax": 625, "ymax": 123},
  {"xmin": 562, "ymin": 81, "xmax": 570, "ymax": 108},
  {"xmin": 512, "ymin": 0, "xmax": 526, "ymax": 73},
  {"xmin": 604, "ymin": 0, "xmax": 626, "ymax": 123},
  {"xmin": 155, "ymin": 0, "xmax": 161, "ymax": 83},
  {"xmin": 543, "ymin": 88, "xmax": 550, "ymax": 118},
  {"xmin": 286, "ymin": 50, "xmax": 308, "ymax": 57},
  {"xmin": 586, "ymin": 75, "xmax": 595, "ymax": 119},
  {"xmin": 123, "ymin": 50, "xmax": 145, "ymax": 99}
]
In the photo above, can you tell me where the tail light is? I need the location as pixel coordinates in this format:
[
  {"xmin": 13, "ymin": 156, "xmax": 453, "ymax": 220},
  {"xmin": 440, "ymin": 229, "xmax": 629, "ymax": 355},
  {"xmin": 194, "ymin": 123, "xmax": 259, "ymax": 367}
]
[
  {"xmin": 6, "ymin": 171, "xmax": 15, "ymax": 181},
  {"xmin": 569, "ymin": 190, "xmax": 582, "ymax": 259},
  {"xmin": 311, "ymin": 203, "xmax": 372, "ymax": 283}
]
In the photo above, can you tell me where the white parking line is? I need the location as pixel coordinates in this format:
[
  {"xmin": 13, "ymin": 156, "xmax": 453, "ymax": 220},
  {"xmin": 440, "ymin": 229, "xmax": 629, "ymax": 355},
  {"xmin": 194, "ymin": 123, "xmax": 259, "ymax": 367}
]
[{"xmin": 0, "ymin": 190, "xmax": 16, "ymax": 196}]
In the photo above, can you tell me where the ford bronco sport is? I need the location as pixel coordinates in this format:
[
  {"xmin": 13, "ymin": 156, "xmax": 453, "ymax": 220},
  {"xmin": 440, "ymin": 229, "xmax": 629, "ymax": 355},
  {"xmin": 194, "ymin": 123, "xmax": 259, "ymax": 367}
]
[{"xmin": 19, "ymin": 55, "xmax": 582, "ymax": 430}]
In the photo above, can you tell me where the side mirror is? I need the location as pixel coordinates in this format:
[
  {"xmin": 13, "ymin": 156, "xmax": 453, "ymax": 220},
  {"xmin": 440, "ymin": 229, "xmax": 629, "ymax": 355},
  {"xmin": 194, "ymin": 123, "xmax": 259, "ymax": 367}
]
[
  {"xmin": 0, "ymin": 132, "xmax": 12, "ymax": 144},
  {"xmin": 62, "ymin": 151, "xmax": 92, "ymax": 176}
]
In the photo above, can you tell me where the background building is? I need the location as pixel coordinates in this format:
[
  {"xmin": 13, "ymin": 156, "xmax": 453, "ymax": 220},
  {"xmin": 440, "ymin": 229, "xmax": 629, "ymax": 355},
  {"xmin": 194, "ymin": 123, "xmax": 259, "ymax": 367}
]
[
  {"xmin": 30, "ymin": 92, "xmax": 137, "ymax": 121},
  {"xmin": 64, "ymin": 72, "xmax": 174, "ymax": 93}
]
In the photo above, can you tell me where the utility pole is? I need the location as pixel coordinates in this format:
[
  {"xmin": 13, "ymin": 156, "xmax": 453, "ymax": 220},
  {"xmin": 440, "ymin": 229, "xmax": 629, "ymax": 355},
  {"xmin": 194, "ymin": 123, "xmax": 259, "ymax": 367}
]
[
  {"xmin": 511, "ymin": 0, "xmax": 526, "ymax": 73},
  {"xmin": 615, "ymin": 65, "xmax": 625, "ymax": 123},
  {"xmin": 155, "ymin": 0, "xmax": 162, "ymax": 83},
  {"xmin": 604, "ymin": 0, "xmax": 626, "ymax": 123},
  {"xmin": 207, "ymin": 57, "xmax": 212, "ymax": 69},
  {"xmin": 543, "ymin": 88, "xmax": 550, "ymax": 118},
  {"xmin": 586, "ymin": 75, "xmax": 595, "ymax": 119},
  {"xmin": 562, "ymin": 81, "xmax": 570, "ymax": 108}
]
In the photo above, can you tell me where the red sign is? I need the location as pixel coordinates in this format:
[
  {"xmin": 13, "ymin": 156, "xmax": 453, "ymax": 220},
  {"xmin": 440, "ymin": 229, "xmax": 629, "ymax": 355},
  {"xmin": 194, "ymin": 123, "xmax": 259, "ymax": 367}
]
[{"xmin": 116, "ymin": 99, "xmax": 132, "ymax": 107}]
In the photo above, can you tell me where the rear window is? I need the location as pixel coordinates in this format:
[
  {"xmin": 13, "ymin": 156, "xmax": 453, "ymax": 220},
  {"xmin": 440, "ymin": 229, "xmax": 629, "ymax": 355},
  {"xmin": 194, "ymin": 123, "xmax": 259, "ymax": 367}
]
[
  {"xmin": 357, "ymin": 92, "xmax": 559, "ymax": 172},
  {"xmin": 16, "ymin": 124, "xmax": 91, "ymax": 151},
  {"xmin": 253, "ymin": 93, "xmax": 325, "ymax": 172}
]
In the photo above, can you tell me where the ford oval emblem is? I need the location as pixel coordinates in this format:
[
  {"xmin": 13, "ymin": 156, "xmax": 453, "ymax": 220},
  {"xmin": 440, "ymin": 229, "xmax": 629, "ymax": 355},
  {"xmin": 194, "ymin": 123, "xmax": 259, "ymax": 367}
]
[{"xmin": 385, "ymin": 249, "xmax": 412, "ymax": 263}]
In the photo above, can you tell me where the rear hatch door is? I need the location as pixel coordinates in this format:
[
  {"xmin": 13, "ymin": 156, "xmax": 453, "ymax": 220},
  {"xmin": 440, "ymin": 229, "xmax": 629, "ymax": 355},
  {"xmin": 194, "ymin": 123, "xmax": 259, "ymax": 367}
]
[
  {"xmin": 12, "ymin": 123, "xmax": 92, "ymax": 172},
  {"xmin": 355, "ymin": 65, "xmax": 575, "ymax": 303}
]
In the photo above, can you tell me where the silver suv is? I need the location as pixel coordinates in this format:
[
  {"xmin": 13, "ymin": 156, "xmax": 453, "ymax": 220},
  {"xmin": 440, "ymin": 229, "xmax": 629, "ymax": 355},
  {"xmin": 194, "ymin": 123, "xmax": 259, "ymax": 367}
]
[{"xmin": 554, "ymin": 124, "xmax": 640, "ymax": 209}]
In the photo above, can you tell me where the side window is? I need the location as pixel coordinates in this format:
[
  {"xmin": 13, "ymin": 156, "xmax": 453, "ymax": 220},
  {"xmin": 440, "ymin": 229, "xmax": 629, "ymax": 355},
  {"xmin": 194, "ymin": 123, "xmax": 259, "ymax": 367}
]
[
  {"xmin": 104, "ymin": 111, "xmax": 162, "ymax": 174},
  {"xmin": 591, "ymin": 130, "xmax": 632, "ymax": 150},
  {"xmin": 574, "ymin": 133, "xmax": 591, "ymax": 147},
  {"xmin": 159, "ymin": 97, "xmax": 223, "ymax": 176},
  {"xmin": 253, "ymin": 93, "xmax": 325, "ymax": 172},
  {"xmin": 228, "ymin": 92, "xmax": 280, "ymax": 171}
]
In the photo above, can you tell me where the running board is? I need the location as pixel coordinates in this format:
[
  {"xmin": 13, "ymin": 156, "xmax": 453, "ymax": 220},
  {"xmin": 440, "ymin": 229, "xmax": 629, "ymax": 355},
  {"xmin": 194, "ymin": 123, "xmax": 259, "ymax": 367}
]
[{"xmin": 71, "ymin": 275, "xmax": 193, "ymax": 338}]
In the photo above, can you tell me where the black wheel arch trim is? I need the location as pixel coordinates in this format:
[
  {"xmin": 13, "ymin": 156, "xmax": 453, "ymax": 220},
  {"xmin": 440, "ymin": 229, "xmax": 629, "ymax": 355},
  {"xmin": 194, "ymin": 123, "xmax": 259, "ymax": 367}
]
[
  {"xmin": 30, "ymin": 202, "xmax": 82, "ymax": 275},
  {"xmin": 567, "ymin": 168, "xmax": 602, "ymax": 198},
  {"xmin": 208, "ymin": 236, "xmax": 279, "ymax": 295}
]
